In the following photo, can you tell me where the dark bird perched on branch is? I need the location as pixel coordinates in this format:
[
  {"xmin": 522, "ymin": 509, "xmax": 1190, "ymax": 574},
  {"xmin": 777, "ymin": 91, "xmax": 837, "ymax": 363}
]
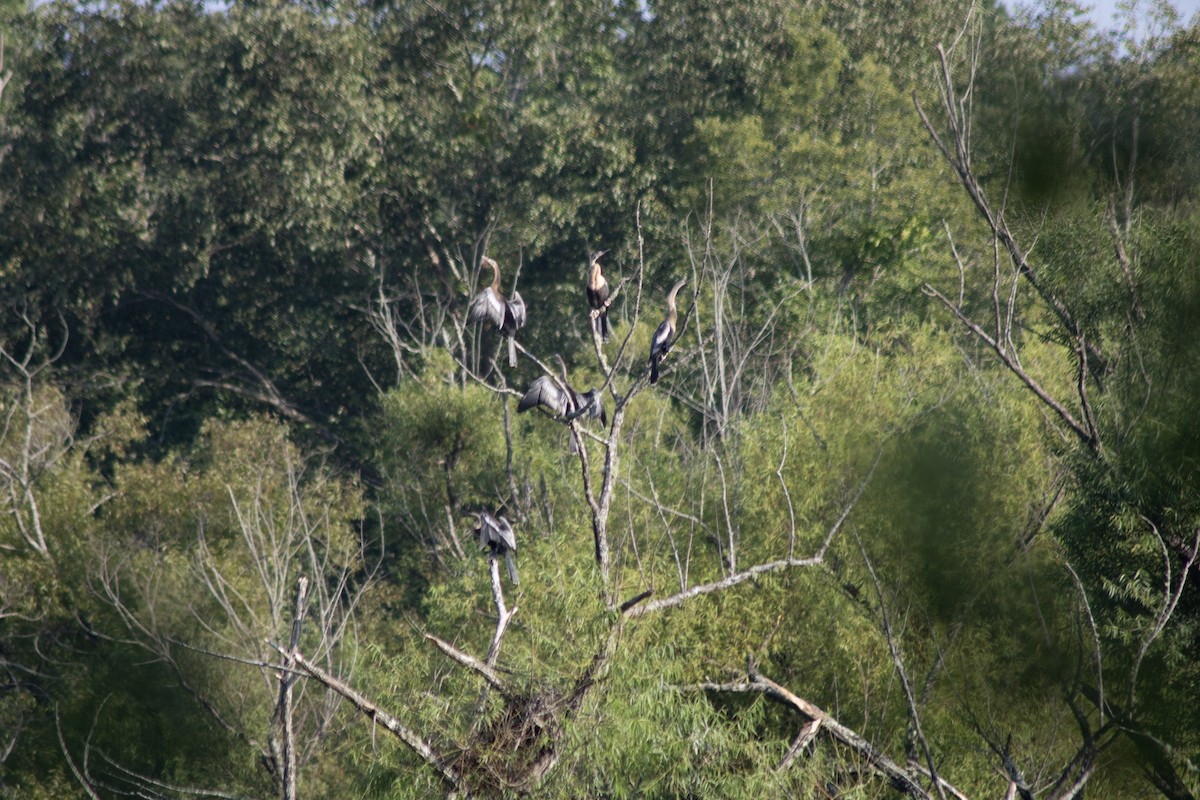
[
  {"xmin": 469, "ymin": 256, "xmax": 527, "ymax": 367},
  {"xmin": 586, "ymin": 250, "xmax": 611, "ymax": 342},
  {"xmin": 649, "ymin": 278, "xmax": 687, "ymax": 385},
  {"xmin": 473, "ymin": 509, "xmax": 518, "ymax": 584},
  {"xmin": 518, "ymin": 355, "xmax": 606, "ymax": 452}
]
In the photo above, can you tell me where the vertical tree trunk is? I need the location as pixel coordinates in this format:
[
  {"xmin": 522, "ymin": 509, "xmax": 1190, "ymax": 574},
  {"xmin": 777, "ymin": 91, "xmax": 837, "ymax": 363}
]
[{"xmin": 278, "ymin": 576, "xmax": 309, "ymax": 800}]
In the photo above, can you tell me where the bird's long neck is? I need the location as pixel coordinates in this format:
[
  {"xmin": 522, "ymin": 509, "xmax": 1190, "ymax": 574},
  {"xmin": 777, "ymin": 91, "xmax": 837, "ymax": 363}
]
[
  {"xmin": 666, "ymin": 281, "xmax": 685, "ymax": 326},
  {"xmin": 589, "ymin": 258, "xmax": 604, "ymax": 290},
  {"xmin": 484, "ymin": 258, "xmax": 502, "ymax": 293}
]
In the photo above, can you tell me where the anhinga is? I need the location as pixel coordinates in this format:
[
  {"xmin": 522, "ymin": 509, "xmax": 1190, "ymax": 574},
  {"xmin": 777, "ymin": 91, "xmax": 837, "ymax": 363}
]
[
  {"xmin": 469, "ymin": 256, "xmax": 527, "ymax": 367},
  {"xmin": 473, "ymin": 509, "xmax": 518, "ymax": 585},
  {"xmin": 586, "ymin": 250, "xmax": 611, "ymax": 342},
  {"xmin": 518, "ymin": 355, "xmax": 606, "ymax": 452},
  {"xmin": 649, "ymin": 278, "xmax": 686, "ymax": 385}
]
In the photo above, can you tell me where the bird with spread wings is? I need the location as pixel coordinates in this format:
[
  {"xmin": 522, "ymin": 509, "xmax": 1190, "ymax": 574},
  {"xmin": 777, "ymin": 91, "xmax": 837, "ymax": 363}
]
[
  {"xmin": 469, "ymin": 256, "xmax": 527, "ymax": 367},
  {"xmin": 472, "ymin": 509, "xmax": 519, "ymax": 585},
  {"xmin": 518, "ymin": 355, "xmax": 606, "ymax": 452}
]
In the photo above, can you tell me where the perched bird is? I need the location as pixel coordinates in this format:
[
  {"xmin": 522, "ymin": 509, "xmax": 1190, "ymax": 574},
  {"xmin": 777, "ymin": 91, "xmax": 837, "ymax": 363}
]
[
  {"xmin": 567, "ymin": 388, "xmax": 607, "ymax": 427},
  {"xmin": 585, "ymin": 250, "xmax": 611, "ymax": 342},
  {"xmin": 518, "ymin": 355, "xmax": 606, "ymax": 452},
  {"xmin": 649, "ymin": 278, "xmax": 687, "ymax": 385},
  {"xmin": 473, "ymin": 509, "xmax": 519, "ymax": 585},
  {"xmin": 469, "ymin": 256, "xmax": 527, "ymax": 367}
]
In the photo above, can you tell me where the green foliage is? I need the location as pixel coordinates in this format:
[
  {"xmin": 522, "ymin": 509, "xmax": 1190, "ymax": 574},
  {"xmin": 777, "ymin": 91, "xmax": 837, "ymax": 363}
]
[
  {"xmin": 2, "ymin": 1, "xmax": 1200, "ymax": 797},
  {"xmin": 1, "ymin": 0, "xmax": 385, "ymax": 445},
  {"xmin": 678, "ymin": 12, "xmax": 963, "ymax": 325}
]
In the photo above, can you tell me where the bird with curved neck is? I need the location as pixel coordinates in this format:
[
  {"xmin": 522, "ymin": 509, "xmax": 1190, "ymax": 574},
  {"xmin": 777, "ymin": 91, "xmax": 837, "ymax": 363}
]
[
  {"xmin": 649, "ymin": 278, "xmax": 686, "ymax": 385},
  {"xmin": 469, "ymin": 256, "xmax": 527, "ymax": 367},
  {"xmin": 586, "ymin": 250, "xmax": 611, "ymax": 342},
  {"xmin": 518, "ymin": 354, "xmax": 606, "ymax": 452}
]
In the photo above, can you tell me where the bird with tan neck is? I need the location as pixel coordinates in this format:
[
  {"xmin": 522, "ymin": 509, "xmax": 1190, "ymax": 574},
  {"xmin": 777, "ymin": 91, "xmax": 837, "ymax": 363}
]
[
  {"xmin": 469, "ymin": 256, "xmax": 527, "ymax": 367},
  {"xmin": 649, "ymin": 278, "xmax": 686, "ymax": 385},
  {"xmin": 585, "ymin": 250, "xmax": 611, "ymax": 342}
]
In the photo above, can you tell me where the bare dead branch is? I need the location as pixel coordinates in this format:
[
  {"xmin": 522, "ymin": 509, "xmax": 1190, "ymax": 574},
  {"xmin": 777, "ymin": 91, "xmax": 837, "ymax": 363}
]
[
  {"xmin": 692, "ymin": 672, "xmax": 955, "ymax": 800},
  {"xmin": 856, "ymin": 535, "xmax": 945, "ymax": 800},
  {"xmin": 629, "ymin": 441, "xmax": 885, "ymax": 617},
  {"xmin": 56, "ymin": 707, "xmax": 104, "ymax": 800},
  {"xmin": 288, "ymin": 650, "xmax": 469, "ymax": 796},
  {"xmin": 914, "ymin": 41, "xmax": 1114, "ymax": 454},
  {"xmin": 0, "ymin": 309, "xmax": 73, "ymax": 557},
  {"xmin": 91, "ymin": 748, "xmax": 251, "ymax": 799},
  {"xmin": 627, "ymin": 554, "xmax": 822, "ymax": 618},
  {"xmin": 150, "ymin": 294, "xmax": 337, "ymax": 443},
  {"xmin": 1106, "ymin": 208, "xmax": 1144, "ymax": 322},
  {"xmin": 923, "ymin": 285, "xmax": 1095, "ymax": 448},
  {"xmin": 776, "ymin": 718, "xmax": 820, "ymax": 772},
  {"xmin": 191, "ymin": 379, "xmax": 335, "ymax": 443},
  {"xmin": 274, "ymin": 576, "xmax": 308, "ymax": 800},
  {"xmin": 0, "ymin": 35, "xmax": 12, "ymax": 104},
  {"xmin": 484, "ymin": 554, "xmax": 517, "ymax": 666},
  {"xmin": 92, "ymin": 444, "xmax": 376, "ymax": 786},
  {"xmin": 1129, "ymin": 523, "xmax": 1200, "ymax": 710},
  {"xmin": 425, "ymin": 634, "xmax": 508, "ymax": 694},
  {"xmin": 776, "ymin": 420, "xmax": 798, "ymax": 560},
  {"xmin": 1063, "ymin": 561, "xmax": 1104, "ymax": 727}
]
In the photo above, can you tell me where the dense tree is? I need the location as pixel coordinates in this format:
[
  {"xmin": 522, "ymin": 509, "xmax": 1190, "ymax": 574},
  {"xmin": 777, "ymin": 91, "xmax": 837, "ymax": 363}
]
[
  {"xmin": 1, "ymin": 0, "xmax": 1198, "ymax": 798},
  {"xmin": 0, "ymin": 0, "xmax": 382, "ymax": 446}
]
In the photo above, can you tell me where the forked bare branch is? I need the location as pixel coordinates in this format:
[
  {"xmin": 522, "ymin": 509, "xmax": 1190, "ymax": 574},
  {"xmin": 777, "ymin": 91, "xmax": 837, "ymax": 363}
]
[
  {"xmin": 628, "ymin": 443, "xmax": 885, "ymax": 618},
  {"xmin": 691, "ymin": 670, "xmax": 970, "ymax": 800},
  {"xmin": 425, "ymin": 634, "xmax": 508, "ymax": 694},
  {"xmin": 914, "ymin": 41, "xmax": 1109, "ymax": 454},
  {"xmin": 287, "ymin": 649, "xmax": 469, "ymax": 797}
]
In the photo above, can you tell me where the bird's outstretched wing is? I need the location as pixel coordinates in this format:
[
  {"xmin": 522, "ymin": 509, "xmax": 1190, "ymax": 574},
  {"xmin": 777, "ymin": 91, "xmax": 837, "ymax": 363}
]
[
  {"xmin": 494, "ymin": 515, "xmax": 517, "ymax": 554},
  {"xmin": 519, "ymin": 376, "xmax": 570, "ymax": 417},
  {"xmin": 473, "ymin": 511, "xmax": 518, "ymax": 583},
  {"xmin": 506, "ymin": 290, "xmax": 527, "ymax": 332},
  {"xmin": 475, "ymin": 511, "xmax": 499, "ymax": 550},
  {"xmin": 476, "ymin": 510, "xmax": 516, "ymax": 553},
  {"xmin": 469, "ymin": 287, "xmax": 506, "ymax": 328},
  {"xmin": 576, "ymin": 389, "xmax": 607, "ymax": 426}
]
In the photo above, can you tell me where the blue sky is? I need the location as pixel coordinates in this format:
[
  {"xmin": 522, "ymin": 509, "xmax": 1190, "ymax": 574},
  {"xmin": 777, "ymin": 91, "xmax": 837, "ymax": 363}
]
[{"xmin": 1072, "ymin": 0, "xmax": 1199, "ymax": 31}]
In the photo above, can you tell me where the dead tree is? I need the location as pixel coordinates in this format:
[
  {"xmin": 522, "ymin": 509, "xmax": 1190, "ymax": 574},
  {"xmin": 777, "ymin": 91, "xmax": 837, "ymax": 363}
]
[
  {"xmin": 912, "ymin": 33, "xmax": 1106, "ymax": 454},
  {"xmin": 0, "ymin": 310, "xmax": 72, "ymax": 558},
  {"xmin": 904, "ymin": 14, "xmax": 1199, "ymax": 800},
  {"xmin": 281, "ymin": 202, "xmax": 910, "ymax": 796},
  {"xmin": 94, "ymin": 441, "xmax": 378, "ymax": 799}
]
